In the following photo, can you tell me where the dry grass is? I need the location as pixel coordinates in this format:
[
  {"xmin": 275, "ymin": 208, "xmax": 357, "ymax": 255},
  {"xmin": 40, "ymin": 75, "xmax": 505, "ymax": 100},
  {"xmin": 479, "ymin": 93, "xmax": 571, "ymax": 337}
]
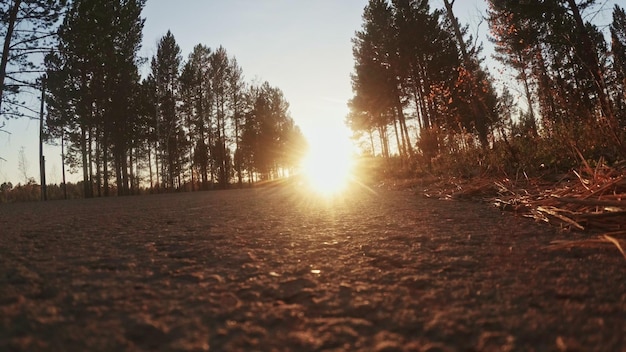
[{"xmin": 419, "ymin": 162, "xmax": 626, "ymax": 260}]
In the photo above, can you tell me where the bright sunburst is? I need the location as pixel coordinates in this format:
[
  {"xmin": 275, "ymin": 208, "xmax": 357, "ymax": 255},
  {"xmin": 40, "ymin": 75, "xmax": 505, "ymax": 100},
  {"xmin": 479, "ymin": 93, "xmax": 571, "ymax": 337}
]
[{"xmin": 300, "ymin": 128, "xmax": 355, "ymax": 196}]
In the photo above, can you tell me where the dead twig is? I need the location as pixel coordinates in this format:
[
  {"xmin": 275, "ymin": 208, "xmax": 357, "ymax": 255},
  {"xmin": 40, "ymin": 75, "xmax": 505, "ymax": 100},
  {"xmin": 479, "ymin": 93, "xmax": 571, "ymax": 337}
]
[
  {"xmin": 554, "ymin": 197, "xmax": 625, "ymax": 208},
  {"xmin": 536, "ymin": 206, "xmax": 585, "ymax": 231},
  {"xmin": 602, "ymin": 235, "xmax": 626, "ymax": 261}
]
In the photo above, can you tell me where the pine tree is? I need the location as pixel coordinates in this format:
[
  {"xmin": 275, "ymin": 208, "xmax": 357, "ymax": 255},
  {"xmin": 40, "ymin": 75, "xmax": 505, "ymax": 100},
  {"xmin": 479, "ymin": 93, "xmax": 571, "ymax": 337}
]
[
  {"xmin": 351, "ymin": 0, "xmax": 397, "ymax": 158},
  {"xmin": 1, "ymin": 0, "xmax": 67, "ymax": 122},
  {"xmin": 151, "ymin": 30, "xmax": 182, "ymax": 190},
  {"xmin": 489, "ymin": 0, "xmax": 619, "ymax": 146},
  {"xmin": 210, "ymin": 46, "xmax": 231, "ymax": 187},
  {"xmin": 442, "ymin": 0, "xmax": 498, "ymax": 148},
  {"xmin": 180, "ymin": 44, "xmax": 212, "ymax": 189},
  {"xmin": 103, "ymin": 0, "xmax": 145, "ymax": 195},
  {"xmin": 610, "ymin": 5, "xmax": 626, "ymax": 127},
  {"xmin": 239, "ymin": 82, "xmax": 298, "ymax": 180},
  {"xmin": 46, "ymin": 0, "xmax": 145, "ymax": 196},
  {"xmin": 228, "ymin": 57, "xmax": 246, "ymax": 185}
]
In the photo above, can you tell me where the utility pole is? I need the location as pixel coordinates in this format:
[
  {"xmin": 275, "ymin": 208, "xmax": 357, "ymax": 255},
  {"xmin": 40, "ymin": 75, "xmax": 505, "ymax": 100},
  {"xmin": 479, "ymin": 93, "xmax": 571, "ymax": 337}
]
[
  {"xmin": 39, "ymin": 74, "xmax": 47, "ymax": 201},
  {"xmin": 61, "ymin": 128, "xmax": 67, "ymax": 199}
]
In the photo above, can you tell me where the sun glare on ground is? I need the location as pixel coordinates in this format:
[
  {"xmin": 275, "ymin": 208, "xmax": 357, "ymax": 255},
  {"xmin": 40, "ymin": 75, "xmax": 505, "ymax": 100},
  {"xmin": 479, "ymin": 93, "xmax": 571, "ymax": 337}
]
[{"xmin": 300, "ymin": 127, "xmax": 355, "ymax": 197}]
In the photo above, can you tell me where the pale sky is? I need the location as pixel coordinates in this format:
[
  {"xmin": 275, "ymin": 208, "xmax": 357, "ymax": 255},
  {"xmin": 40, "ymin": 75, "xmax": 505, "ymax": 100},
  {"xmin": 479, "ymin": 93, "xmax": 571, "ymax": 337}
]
[
  {"xmin": 0, "ymin": 0, "xmax": 618, "ymax": 185},
  {"xmin": 139, "ymin": 0, "xmax": 371, "ymax": 148}
]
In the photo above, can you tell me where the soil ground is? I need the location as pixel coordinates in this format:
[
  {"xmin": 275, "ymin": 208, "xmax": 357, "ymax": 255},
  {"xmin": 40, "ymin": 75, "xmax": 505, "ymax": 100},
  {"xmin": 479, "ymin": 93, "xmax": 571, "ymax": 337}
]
[{"xmin": 0, "ymin": 182, "xmax": 625, "ymax": 351}]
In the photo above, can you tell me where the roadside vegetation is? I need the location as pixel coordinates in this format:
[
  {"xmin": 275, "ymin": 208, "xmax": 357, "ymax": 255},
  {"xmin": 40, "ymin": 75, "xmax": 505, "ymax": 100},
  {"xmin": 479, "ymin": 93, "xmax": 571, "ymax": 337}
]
[
  {"xmin": 348, "ymin": 1, "xmax": 625, "ymax": 255},
  {"xmin": 2, "ymin": 0, "xmax": 307, "ymax": 200}
]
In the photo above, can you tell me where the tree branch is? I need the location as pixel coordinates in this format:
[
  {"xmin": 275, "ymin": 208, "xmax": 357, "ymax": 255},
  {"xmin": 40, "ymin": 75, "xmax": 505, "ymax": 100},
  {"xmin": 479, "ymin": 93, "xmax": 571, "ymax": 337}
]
[
  {"xmin": 1, "ymin": 111, "xmax": 27, "ymax": 118},
  {"xmin": 9, "ymin": 48, "xmax": 58, "ymax": 60},
  {"xmin": 6, "ymin": 69, "xmax": 46, "ymax": 75},
  {"xmin": 5, "ymin": 75, "xmax": 37, "ymax": 87},
  {"xmin": 9, "ymin": 32, "xmax": 57, "ymax": 50},
  {"xmin": 5, "ymin": 100, "xmax": 41, "ymax": 115}
]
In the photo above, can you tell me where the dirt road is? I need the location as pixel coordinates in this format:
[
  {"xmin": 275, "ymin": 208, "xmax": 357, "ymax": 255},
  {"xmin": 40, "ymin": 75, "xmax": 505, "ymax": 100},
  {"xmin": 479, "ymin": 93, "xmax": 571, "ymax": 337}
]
[{"xmin": 1, "ymin": 184, "xmax": 624, "ymax": 351}]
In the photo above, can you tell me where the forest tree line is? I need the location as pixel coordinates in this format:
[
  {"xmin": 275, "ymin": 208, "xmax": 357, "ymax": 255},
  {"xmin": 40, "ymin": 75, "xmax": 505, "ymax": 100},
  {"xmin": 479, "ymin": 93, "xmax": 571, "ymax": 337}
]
[
  {"xmin": 349, "ymin": 0, "xmax": 626, "ymax": 176},
  {"xmin": 44, "ymin": 0, "xmax": 307, "ymax": 197},
  {"xmin": 4, "ymin": 0, "xmax": 626, "ymax": 201},
  {"xmin": 2, "ymin": 0, "xmax": 306, "ymax": 199}
]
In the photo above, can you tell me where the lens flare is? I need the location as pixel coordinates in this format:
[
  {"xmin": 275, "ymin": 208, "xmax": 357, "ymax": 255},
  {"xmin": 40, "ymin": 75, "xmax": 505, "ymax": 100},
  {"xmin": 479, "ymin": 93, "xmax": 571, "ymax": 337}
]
[{"xmin": 300, "ymin": 130, "xmax": 354, "ymax": 196}]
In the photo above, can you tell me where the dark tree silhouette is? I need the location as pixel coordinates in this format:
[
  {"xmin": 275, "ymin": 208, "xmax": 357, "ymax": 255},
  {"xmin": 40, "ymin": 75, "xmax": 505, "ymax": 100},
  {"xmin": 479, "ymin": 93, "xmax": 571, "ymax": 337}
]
[
  {"xmin": 610, "ymin": 5, "xmax": 626, "ymax": 128},
  {"xmin": 488, "ymin": 0, "xmax": 625, "ymax": 158},
  {"xmin": 45, "ymin": 0, "xmax": 146, "ymax": 197},
  {"xmin": 1, "ymin": 0, "xmax": 67, "ymax": 123},
  {"xmin": 351, "ymin": 0, "xmax": 498, "ymax": 160},
  {"xmin": 150, "ymin": 30, "xmax": 182, "ymax": 190}
]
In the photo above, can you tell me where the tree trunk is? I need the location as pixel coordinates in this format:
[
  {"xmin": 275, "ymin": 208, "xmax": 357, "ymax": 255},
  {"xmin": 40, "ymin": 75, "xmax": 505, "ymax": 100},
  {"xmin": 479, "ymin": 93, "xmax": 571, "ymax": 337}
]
[
  {"xmin": 518, "ymin": 51, "xmax": 538, "ymax": 136},
  {"xmin": 95, "ymin": 126, "xmax": 102, "ymax": 197},
  {"xmin": 80, "ymin": 125, "xmax": 90, "ymax": 198},
  {"xmin": 154, "ymin": 140, "xmax": 160, "ymax": 190},
  {"xmin": 123, "ymin": 147, "xmax": 129, "ymax": 195},
  {"xmin": 392, "ymin": 116, "xmax": 403, "ymax": 158},
  {"xmin": 443, "ymin": 0, "xmax": 491, "ymax": 148},
  {"xmin": 88, "ymin": 127, "xmax": 95, "ymax": 196},
  {"xmin": 396, "ymin": 100, "xmax": 413, "ymax": 157},
  {"xmin": 401, "ymin": 116, "xmax": 412, "ymax": 156},
  {"xmin": 61, "ymin": 129, "xmax": 67, "ymax": 199},
  {"xmin": 103, "ymin": 129, "xmax": 109, "ymax": 197},
  {"xmin": 39, "ymin": 76, "xmax": 47, "ymax": 201},
  {"xmin": 378, "ymin": 124, "xmax": 390, "ymax": 159},
  {"xmin": 442, "ymin": 0, "xmax": 469, "ymax": 63},
  {"xmin": 412, "ymin": 81, "xmax": 425, "ymax": 131},
  {"xmin": 566, "ymin": 0, "xmax": 623, "ymax": 151},
  {"xmin": 148, "ymin": 144, "xmax": 153, "ymax": 189},
  {"xmin": 0, "ymin": 0, "xmax": 21, "ymax": 115},
  {"xmin": 129, "ymin": 147, "xmax": 135, "ymax": 195},
  {"xmin": 115, "ymin": 152, "xmax": 123, "ymax": 196},
  {"xmin": 533, "ymin": 48, "xmax": 557, "ymax": 130}
]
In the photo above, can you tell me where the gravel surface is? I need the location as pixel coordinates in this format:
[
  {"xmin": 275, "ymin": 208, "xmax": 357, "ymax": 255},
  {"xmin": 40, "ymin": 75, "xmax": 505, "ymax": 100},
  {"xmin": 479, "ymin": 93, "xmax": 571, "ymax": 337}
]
[{"xmin": 1, "ymin": 184, "xmax": 625, "ymax": 351}]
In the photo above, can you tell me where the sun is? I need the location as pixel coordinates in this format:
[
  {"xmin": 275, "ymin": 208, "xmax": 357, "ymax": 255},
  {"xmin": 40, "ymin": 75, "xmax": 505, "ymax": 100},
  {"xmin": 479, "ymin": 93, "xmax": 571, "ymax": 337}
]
[{"xmin": 299, "ymin": 128, "xmax": 355, "ymax": 196}]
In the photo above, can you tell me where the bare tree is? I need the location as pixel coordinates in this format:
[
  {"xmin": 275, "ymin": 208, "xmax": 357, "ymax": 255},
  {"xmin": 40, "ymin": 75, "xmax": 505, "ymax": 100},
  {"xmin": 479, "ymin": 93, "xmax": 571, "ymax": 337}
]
[{"xmin": 17, "ymin": 146, "xmax": 29, "ymax": 184}]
